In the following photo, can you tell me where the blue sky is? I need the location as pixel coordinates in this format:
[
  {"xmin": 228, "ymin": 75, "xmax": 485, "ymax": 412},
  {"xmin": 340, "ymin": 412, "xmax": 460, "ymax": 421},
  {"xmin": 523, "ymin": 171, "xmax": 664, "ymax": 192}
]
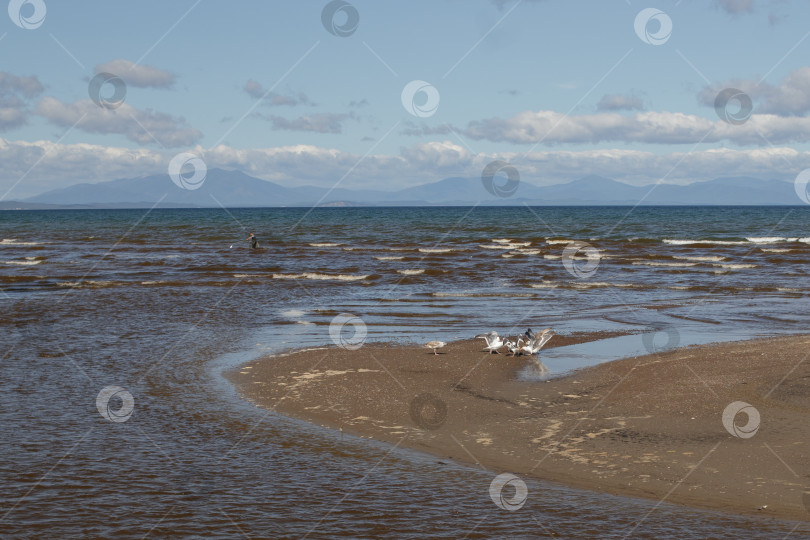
[{"xmin": 2, "ymin": 0, "xmax": 810, "ymax": 198}]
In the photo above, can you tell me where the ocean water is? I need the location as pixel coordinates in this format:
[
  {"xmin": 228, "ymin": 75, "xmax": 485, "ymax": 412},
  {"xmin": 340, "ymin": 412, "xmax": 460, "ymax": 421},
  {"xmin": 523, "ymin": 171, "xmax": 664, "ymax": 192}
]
[{"xmin": 2, "ymin": 206, "xmax": 810, "ymax": 538}]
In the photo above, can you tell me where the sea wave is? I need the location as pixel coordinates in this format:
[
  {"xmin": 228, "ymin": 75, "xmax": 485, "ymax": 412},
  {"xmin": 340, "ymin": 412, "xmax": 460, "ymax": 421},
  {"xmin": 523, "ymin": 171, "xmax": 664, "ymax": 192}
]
[
  {"xmin": 418, "ymin": 248, "xmax": 454, "ymax": 253},
  {"xmin": 57, "ymin": 280, "xmax": 117, "ymax": 289},
  {"xmin": 309, "ymin": 243, "xmax": 342, "ymax": 248},
  {"xmin": 545, "ymin": 239, "xmax": 573, "ymax": 245},
  {"xmin": 374, "ymin": 256, "xmax": 405, "ymax": 261},
  {"xmin": 745, "ymin": 236, "xmax": 810, "ymax": 244},
  {"xmin": 663, "ymin": 239, "xmax": 748, "ymax": 245},
  {"xmin": 713, "ymin": 263, "xmax": 757, "ymax": 269},
  {"xmin": 397, "ymin": 269, "xmax": 425, "ymax": 275},
  {"xmin": 0, "ymin": 238, "xmax": 41, "ymax": 246},
  {"xmin": 632, "ymin": 261, "xmax": 698, "ymax": 267},
  {"xmin": 672, "ymin": 255, "xmax": 726, "ymax": 262},
  {"xmin": 4, "ymin": 259, "xmax": 41, "ymax": 266},
  {"xmin": 431, "ymin": 292, "xmax": 534, "ymax": 298},
  {"xmin": 272, "ymin": 273, "xmax": 369, "ymax": 281}
]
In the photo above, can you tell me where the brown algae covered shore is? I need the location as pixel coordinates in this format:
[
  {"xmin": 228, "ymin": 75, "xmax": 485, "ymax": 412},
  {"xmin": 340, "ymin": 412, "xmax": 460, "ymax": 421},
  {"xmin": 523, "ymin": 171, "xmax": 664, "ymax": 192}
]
[{"xmin": 227, "ymin": 332, "xmax": 810, "ymax": 522}]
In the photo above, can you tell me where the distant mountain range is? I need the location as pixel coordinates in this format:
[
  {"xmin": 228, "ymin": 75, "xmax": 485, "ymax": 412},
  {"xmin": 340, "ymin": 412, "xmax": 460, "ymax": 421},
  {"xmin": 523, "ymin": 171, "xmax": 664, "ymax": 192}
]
[{"xmin": 0, "ymin": 169, "xmax": 803, "ymax": 209}]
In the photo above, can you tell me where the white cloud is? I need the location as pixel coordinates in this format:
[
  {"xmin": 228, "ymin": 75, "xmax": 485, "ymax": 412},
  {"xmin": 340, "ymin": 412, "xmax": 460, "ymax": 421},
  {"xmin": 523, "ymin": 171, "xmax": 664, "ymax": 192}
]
[
  {"xmin": 0, "ymin": 72, "xmax": 44, "ymax": 131},
  {"xmin": 256, "ymin": 112, "xmax": 353, "ymax": 133},
  {"xmin": 36, "ymin": 97, "xmax": 202, "ymax": 147},
  {"xmin": 715, "ymin": 0, "xmax": 754, "ymax": 14},
  {"xmin": 698, "ymin": 67, "xmax": 810, "ymax": 116},
  {"xmin": 1, "ymin": 138, "xmax": 806, "ymax": 200},
  {"xmin": 401, "ymin": 109, "xmax": 810, "ymax": 146},
  {"xmin": 94, "ymin": 59, "xmax": 175, "ymax": 89},
  {"xmin": 243, "ymin": 79, "xmax": 312, "ymax": 106},
  {"xmin": 596, "ymin": 93, "xmax": 644, "ymax": 112}
]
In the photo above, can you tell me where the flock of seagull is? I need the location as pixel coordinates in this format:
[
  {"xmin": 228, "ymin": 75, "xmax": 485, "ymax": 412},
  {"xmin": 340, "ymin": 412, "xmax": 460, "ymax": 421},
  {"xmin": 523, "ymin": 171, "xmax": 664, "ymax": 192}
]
[
  {"xmin": 477, "ymin": 328, "xmax": 554, "ymax": 356},
  {"xmin": 424, "ymin": 328, "xmax": 554, "ymax": 357}
]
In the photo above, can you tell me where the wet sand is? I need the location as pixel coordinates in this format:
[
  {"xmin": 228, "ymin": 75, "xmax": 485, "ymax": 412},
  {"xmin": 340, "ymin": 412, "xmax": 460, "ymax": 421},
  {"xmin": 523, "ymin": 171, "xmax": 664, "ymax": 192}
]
[{"xmin": 227, "ymin": 332, "xmax": 810, "ymax": 522}]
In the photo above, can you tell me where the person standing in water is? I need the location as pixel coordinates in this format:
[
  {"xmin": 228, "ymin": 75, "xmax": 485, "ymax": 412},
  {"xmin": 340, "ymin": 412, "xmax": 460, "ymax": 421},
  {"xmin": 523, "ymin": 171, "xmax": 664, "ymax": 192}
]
[{"xmin": 247, "ymin": 232, "xmax": 258, "ymax": 249}]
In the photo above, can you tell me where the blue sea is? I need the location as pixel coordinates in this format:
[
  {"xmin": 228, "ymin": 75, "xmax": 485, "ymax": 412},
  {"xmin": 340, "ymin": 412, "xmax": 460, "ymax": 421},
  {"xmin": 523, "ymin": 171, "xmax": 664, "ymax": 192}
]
[{"xmin": 2, "ymin": 206, "xmax": 810, "ymax": 537}]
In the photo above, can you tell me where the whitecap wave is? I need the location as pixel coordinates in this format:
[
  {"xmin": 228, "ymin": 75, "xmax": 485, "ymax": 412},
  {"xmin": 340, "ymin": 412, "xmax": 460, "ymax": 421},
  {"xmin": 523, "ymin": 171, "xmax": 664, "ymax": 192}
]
[
  {"xmin": 0, "ymin": 238, "xmax": 41, "ymax": 246},
  {"xmin": 632, "ymin": 261, "xmax": 698, "ymax": 267},
  {"xmin": 272, "ymin": 273, "xmax": 369, "ymax": 281},
  {"xmin": 672, "ymin": 255, "xmax": 726, "ymax": 262},
  {"xmin": 397, "ymin": 269, "xmax": 425, "ymax": 275},
  {"xmin": 418, "ymin": 248, "xmax": 454, "ymax": 253},
  {"xmin": 309, "ymin": 243, "xmax": 342, "ymax": 248},
  {"xmin": 545, "ymin": 239, "xmax": 573, "ymax": 245},
  {"xmin": 712, "ymin": 263, "xmax": 757, "ymax": 269},
  {"xmin": 4, "ymin": 259, "xmax": 41, "ymax": 266},
  {"xmin": 374, "ymin": 256, "xmax": 405, "ymax": 261},
  {"xmin": 663, "ymin": 239, "xmax": 747, "ymax": 245}
]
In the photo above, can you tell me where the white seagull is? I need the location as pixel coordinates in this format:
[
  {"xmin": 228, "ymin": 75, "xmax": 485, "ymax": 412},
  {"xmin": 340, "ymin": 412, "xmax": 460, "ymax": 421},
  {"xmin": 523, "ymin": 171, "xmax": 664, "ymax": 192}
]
[
  {"xmin": 425, "ymin": 340, "xmax": 446, "ymax": 355},
  {"xmin": 476, "ymin": 331, "xmax": 504, "ymax": 354},
  {"xmin": 520, "ymin": 328, "xmax": 554, "ymax": 356},
  {"xmin": 504, "ymin": 337, "xmax": 522, "ymax": 356}
]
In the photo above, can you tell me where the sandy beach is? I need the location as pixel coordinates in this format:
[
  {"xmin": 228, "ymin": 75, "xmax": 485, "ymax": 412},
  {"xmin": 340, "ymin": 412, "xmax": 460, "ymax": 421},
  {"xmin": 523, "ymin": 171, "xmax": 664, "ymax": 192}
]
[{"xmin": 227, "ymin": 332, "xmax": 810, "ymax": 522}]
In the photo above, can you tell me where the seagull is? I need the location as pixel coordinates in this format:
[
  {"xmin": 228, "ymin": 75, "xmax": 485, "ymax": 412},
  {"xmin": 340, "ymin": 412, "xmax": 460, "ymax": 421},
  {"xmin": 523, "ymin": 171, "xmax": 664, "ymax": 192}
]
[
  {"xmin": 476, "ymin": 331, "xmax": 504, "ymax": 354},
  {"xmin": 425, "ymin": 341, "xmax": 446, "ymax": 355},
  {"xmin": 504, "ymin": 338, "xmax": 521, "ymax": 356},
  {"xmin": 520, "ymin": 328, "xmax": 554, "ymax": 356}
]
